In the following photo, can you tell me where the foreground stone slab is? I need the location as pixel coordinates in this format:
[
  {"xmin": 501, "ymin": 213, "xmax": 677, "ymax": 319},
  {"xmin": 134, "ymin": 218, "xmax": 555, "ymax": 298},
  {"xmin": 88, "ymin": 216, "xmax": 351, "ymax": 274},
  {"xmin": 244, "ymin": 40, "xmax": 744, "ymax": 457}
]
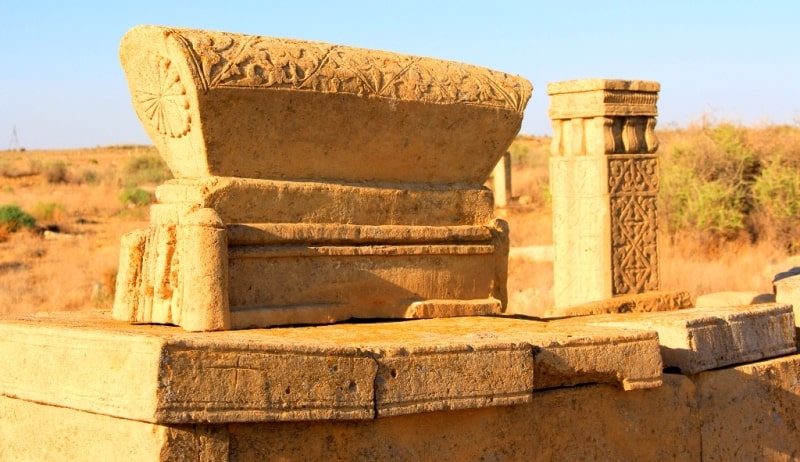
[
  {"xmin": 578, "ymin": 303, "xmax": 796, "ymax": 374},
  {"xmin": 694, "ymin": 353, "xmax": 800, "ymax": 460},
  {"xmin": 0, "ymin": 312, "xmax": 661, "ymax": 424},
  {"xmin": 547, "ymin": 290, "xmax": 693, "ymax": 317},
  {"xmin": 114, "ymin": 26, "xmax": 533, "ymax": 331},
  {"xmin": 0, "ymin": 375, "xmax": 697, "ymax": 461}
]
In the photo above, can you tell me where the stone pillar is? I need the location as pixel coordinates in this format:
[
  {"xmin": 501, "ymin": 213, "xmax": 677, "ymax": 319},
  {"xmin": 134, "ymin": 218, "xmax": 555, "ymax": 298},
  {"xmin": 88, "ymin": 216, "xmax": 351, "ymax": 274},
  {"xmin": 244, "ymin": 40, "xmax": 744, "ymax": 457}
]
[
  {"xmin": 548, "ymin": 79, "xmax": 660, "ymax": 309},
  {"xmin": 492, "ymin": 152, "xmax": 512, "ymax": 208}
]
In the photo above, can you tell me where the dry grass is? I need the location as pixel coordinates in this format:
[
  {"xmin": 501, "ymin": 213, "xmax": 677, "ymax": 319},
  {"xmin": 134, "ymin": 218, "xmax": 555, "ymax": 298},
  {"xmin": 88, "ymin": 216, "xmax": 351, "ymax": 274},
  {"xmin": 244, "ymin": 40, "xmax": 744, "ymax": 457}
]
[{"xmin": 1, "ymin": 128, "xmax": 798, "ymax": 318}]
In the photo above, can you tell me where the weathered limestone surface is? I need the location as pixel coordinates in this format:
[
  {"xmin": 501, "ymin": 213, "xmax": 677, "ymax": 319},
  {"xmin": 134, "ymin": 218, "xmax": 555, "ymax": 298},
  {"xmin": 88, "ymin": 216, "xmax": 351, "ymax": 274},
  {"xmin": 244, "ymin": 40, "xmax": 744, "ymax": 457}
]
[
  {"xmin": 547, "ymin": 290, "xmax": 693, "ymax": 317},
  {"xmin": 229, "ymin": 374, "xmax": 697, "ymax": 462},
  {"xmin": 581, "ymin": 303, "xmax": 796, "ymax": 374},
  {"xmin": 10, "ymin": 355, "xmax": 800, "ymax": 461},
  {"xmin": 548, "ymin": 79, "xmax": 660, "ymax": 310},
  {"xmin": 120, "ymin": 26, "xmax": 531, "ymax": 183},
  {"xmin": 0, "ymin": 375, "xmax": 697, "ymax": 462},
  {"xmin": 114, "ymin": 26, "xmax": 533, "ymax": 331},
  {"xmin": 694, "ymin": 353, "xmax": 800, "ymax": 461},
  {"xmin": 0, "ymin": 312, "xmax": 662, "ymax": 425}
]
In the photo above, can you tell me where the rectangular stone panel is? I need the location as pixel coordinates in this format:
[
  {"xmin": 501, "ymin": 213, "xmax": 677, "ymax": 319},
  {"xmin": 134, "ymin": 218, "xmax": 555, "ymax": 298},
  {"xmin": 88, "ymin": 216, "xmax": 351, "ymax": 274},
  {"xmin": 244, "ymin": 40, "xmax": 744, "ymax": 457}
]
[
  {"xmin": 227, "ymin": 245, "xmax": 501, "ymax": 328},
  {"xmin": 0, "ymin": 314, "xmax": 377, "ymax": 423},
  {"xmin": 156, "ymin": 178, "xmax": 495, "ymax": 227},
  {"xmin": 583, "ymin": 303, "xmax": 796, "ymax": 374}
]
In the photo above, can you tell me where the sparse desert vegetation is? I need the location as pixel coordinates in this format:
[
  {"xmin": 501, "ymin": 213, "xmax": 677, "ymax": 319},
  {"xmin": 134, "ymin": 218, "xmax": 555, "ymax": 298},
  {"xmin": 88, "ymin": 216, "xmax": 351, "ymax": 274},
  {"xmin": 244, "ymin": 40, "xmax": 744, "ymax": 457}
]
[
  {"xmin": 0, "ymin": 146, "xmax": 169, "ymax": 315},
  {"xmin": 2, "ymin": 121, "xmax": 799, "ymax": 317}
]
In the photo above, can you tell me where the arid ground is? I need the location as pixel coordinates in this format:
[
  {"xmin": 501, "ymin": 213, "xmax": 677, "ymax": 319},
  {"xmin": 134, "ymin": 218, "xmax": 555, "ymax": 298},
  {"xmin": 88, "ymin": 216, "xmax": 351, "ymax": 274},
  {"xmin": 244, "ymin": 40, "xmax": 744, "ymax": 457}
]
[{"xmin": 0, "ymin": 130, "xmax": 794, "ymax": 317}]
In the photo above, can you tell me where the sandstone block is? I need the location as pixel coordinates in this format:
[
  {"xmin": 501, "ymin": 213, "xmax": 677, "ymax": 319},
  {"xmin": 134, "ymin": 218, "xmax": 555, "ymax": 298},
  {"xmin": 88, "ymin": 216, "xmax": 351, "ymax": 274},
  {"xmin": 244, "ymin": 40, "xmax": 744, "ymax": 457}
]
[
  {"xmin": 584, "ymin": 303, "xmax": 796, "ymax": 374},
  {"xmin": 0, "ymin": 312, "xmax": 662, "ymax": 425},
  {"xmin": 114, "ymin": 26, "xmax": 533, "ymax": 330},
  {"xmin": 695, "ymin": 291, "xmax": 775, "ymax": 307},
  {"xmin": 120, "ymin": 26, "xmax": 531, "ymax": 184},
  {"xmin": 0, "ymin": 313, "xmax": 377, "ymax": 423},
  {"xmin": 548, "ymin": 290, "xmax": 693, "ymax": 317},
  {"xmin": 694, "ymin": 353, "xmax": 800, "ymax": 460},
  {"xmin": 228, "ymin": 374, "xmax": 697, "ymax": 461}
]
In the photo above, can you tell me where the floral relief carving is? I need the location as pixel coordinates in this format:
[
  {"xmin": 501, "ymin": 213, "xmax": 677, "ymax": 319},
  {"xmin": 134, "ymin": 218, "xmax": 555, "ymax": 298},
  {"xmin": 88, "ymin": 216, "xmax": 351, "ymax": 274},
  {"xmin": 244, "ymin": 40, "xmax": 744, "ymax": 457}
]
[{"xmin": 169, "ymin": 28, "xmax": 530, "ymax": 113}]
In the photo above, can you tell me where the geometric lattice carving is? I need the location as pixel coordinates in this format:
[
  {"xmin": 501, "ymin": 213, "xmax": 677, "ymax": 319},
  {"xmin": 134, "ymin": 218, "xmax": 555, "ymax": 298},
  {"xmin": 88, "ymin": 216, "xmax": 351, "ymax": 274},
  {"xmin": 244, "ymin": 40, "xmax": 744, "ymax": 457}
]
[
  {"xmin": 610, "ymin": 194, "xmax": 659, "ymax": 294},
  {"xmin": 609, "ymin": 155, "xmax": 659, "ymax": 294}
]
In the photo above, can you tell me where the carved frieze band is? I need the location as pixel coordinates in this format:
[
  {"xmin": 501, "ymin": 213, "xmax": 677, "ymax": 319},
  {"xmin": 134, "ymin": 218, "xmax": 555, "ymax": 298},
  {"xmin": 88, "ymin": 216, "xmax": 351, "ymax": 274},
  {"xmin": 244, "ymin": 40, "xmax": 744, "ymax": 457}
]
[
  {"xmin": 167, "ymin": 28, "xmax": 531, "ymax": 113},
  {"xmin": 551, "ymin": 117, "xmax": 658, "ymax": 157}
]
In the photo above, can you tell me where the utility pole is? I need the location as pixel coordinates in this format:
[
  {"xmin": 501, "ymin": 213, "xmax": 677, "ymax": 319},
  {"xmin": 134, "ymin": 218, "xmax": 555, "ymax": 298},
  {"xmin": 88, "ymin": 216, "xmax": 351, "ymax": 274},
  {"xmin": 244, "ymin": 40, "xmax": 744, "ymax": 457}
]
[{"xmin": 8, "ymin": 126, "xmax": 20, "ymax": 151}]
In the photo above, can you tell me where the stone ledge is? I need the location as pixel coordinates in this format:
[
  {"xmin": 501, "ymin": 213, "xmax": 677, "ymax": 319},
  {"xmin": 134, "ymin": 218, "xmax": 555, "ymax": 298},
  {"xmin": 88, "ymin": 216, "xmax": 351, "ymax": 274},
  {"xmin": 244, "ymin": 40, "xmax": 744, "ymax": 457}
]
[
  {"xmin": 569, "ymin": 303, "xmax": 796, "ymax": 374},
  {"xmin": 8, "ymin": 354, "xmax": 800, "ymax": 461},
  {"xmin": 0, "ymin": 311, "xmax": 663, "ymax": 424}
]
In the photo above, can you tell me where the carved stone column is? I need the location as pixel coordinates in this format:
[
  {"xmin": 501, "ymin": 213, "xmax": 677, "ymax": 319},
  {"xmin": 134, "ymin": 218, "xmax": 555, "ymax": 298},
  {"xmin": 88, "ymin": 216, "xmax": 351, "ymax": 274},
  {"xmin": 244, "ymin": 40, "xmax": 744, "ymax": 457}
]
[{"xmin": 548, "ymin": 79, "xmax": 660, "ymax": 309}]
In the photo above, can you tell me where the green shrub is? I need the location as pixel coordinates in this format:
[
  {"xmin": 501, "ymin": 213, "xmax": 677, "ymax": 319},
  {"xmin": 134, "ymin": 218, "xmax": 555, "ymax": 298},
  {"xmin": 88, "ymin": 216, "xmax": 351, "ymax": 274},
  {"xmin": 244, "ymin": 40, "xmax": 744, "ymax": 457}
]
[
  {"xmin": 0, "ymin": 205, "xmax": 36, "ymax": 232},
  {"xmin": 752, "ymin": 155, "xmax": 800, "ymax": 251},
  {"xmin": 119, "ymin": 187, "xmax": 154, "ymax": 207},
  {"xmin": 659, "ymin": 123, "xmax": 760, "ymax": 240},
  {"xmin": 121, "ymin": 155, "xmax": 172, "ymax": 186}
]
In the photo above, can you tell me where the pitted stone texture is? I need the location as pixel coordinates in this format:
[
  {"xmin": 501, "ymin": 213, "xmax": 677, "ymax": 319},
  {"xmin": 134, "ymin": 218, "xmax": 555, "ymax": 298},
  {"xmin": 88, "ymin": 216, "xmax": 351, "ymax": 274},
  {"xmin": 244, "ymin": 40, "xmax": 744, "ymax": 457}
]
[
  {"xmin": 0, "ymin": 375, "xmax": 698, "ymax": 461},
  {"xmin": 229, "ymin": 374, "xmax": 696, "ymax": 461},
  {"xmin": 582, "ymin": 303, "xmax": 796, "ymax": 374},
  {"xmin": 548, "ymin": 290, "xmax": 693, "ymax": 317},
  {"xmin": 0, "ymin": 312, "xmax": 662, "ymax": 425},
  {"xmin": 694, "ymin": 353, "xmax": 800, "ymax": 460},
  {"xmin": 115, "ymin": 26, "xmax": 530, "ymax": 331},
  {"xmin": 0, "ymin": 313, "xmax": 376, "ymax": 424},
  {"xmin": 120, "ymin": 25, "xmax": 532, "ymax": 184}
]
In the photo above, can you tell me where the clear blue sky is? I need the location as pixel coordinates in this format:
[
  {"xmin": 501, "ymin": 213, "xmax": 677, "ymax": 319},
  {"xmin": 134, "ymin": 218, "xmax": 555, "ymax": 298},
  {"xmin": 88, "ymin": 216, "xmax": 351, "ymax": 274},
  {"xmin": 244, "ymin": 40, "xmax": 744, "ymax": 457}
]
[{"xmin": 1, "ymin": 1, "xmax": 798, "ymax": 149}]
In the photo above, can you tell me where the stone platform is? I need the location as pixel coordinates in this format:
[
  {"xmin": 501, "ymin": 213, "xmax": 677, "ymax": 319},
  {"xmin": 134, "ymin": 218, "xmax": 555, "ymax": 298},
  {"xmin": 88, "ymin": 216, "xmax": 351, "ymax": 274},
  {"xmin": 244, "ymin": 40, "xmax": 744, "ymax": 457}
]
[{"xmin": 1, "ymin": 303, "xmax": 797, "ymax": 460}]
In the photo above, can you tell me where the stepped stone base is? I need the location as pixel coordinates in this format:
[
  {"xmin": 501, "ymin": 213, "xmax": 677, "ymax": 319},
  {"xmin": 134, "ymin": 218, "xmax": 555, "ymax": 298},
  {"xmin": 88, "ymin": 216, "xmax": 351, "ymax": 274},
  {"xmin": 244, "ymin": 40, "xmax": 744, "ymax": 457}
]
[
  {"xmin": 0, "ymin": 304, "xmax": 796, "ymax": 460},
  {"xmin": 6, "ymin": 355, "xmax": 800, "ymax": 461}
]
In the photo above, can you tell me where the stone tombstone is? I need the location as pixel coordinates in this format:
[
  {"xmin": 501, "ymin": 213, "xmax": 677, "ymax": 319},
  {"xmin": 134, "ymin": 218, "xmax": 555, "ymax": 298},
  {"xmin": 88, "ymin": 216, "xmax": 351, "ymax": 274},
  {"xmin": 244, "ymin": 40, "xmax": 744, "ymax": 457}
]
[
  {"xmin": 548, "ymin": 79, "xmax": 660, "ymax": 309},
  {"xmin": 113, "ymin": 25, "xmax": 532, "ymax": 331}
]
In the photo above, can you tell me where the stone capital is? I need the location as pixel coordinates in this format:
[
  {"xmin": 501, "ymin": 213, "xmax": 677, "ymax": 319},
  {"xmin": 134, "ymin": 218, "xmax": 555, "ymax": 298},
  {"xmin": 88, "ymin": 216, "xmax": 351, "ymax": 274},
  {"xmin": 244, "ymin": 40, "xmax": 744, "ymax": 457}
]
[{"xmin": 547, "ymin": 79, "xmax": 659, "ymax": 120}]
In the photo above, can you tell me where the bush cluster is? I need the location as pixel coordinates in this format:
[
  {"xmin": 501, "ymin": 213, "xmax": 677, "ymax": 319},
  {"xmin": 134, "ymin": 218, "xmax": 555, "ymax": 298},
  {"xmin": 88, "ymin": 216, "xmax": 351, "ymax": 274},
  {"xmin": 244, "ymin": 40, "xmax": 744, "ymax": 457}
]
[
  {"xmin": 0, "ymin": 205, "xmax": 36, "ymax": 232},
  {"xmin": 658, "ymin": 122, "xmax": 800, "ymax": 252},
  {"xmin": 121, "ymin": 154, "xmax": 172, "ymax": 187}
]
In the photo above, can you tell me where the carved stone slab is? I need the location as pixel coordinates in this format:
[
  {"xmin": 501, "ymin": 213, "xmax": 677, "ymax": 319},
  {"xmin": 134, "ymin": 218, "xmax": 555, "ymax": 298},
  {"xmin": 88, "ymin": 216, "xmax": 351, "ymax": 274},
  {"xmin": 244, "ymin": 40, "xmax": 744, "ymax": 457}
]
[
  {"xmin": 120, "ymin": 25, "xmax": 532, "ymax": 184},
  {"xmin": 0, "ymin": 312, "xmax": 662, "ymax": 424},
  {"xmin": 114, "ymin": 27, "xmax": 532, "ymax": 330}
]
